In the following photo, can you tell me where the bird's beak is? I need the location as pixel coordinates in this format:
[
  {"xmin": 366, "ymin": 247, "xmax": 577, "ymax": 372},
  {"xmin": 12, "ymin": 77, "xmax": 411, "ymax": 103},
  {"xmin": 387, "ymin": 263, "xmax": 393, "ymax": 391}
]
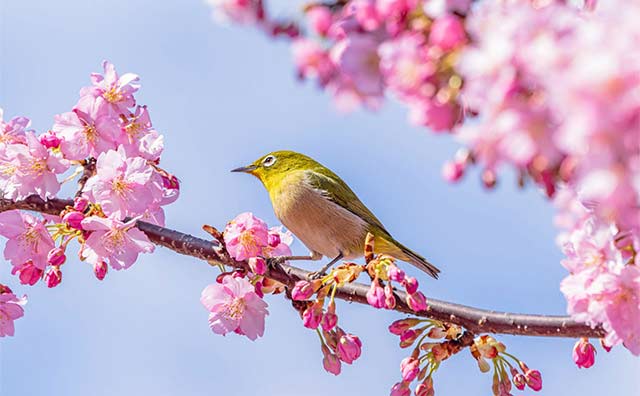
[{"xmin": 230, "ymin": 164, "xmax": 258, "ymax": 174}]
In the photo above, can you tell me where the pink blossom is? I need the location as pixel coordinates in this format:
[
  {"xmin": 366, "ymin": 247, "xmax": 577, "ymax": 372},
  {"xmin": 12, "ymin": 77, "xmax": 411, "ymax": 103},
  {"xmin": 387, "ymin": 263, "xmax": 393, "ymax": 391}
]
[
  {"xmin": 0, "ymin": 132, "xmax": 67, "ymax": 200},
  {"xmin": 330, "ymin": 34, "xmax": 384, "ymax": 97},
  {"xmin": 11, "ymin": 261, "xmax": 43, "ymax": 286},
  {"xmin": 206, "ymin": 0, "xmax": 263, "ymax": 24},
  {"xmin": 0, "ymin": 210, "xmax": 55, "ymax": 270},
  {"xmin": 292, "ymin": 38, "xmax": 335, "ymax": 84},
  {"xmin": 81, "ymin": 60, "xmax": 140, "ymax": 113},
  {"xmin": 400, "ymin": 356, "xmax": 420, "ymax": 381},
  {"xmin": 403, "ymin": 276, "xmax": 418, "ymax": 294},
  {"xmin": 387, "ymin": 264, "xmax": 405, "ymax": 282},
  {"xmin": 120, "ymin": 105, "xmax": 164, "ymax": 160},
  {"xmin": 0, "ymin": 110, "xmax": 29, "ymax": 145},
  {"xmin": 200, "ymin": 276, "xmax": 269, "ymax": 340},
  {"xmin": 0, "ymin": 290, "xmax": 26, "ymax": 337},
  {"xmin": 321, "ymin": 344, "xmax": 342, "ymax": 375},
  {"xmin": 573, "ymin": 338, "xmax": 596, "ymax": 368},
  {"xmin": 306, "ymin": 6, "xmax": 332, "ymax": 36},
  {"xmin": 336, "ymin": 331, "xmax": 362, "ymax": 364},
  {"xmin": 423, "ymin": 0, "xmax": 470, "ymax": 18},
  {"xmin": 379, "ymin": 33, "xmax": 435, "ymax": 99},
  {"xmin": 248, "ymin": 257, "xmax": 266, "ymax": 275},
  {"xmin": 408, "ymin": 99, "xmax": 459, "ymax": 132},
  {"xmin": 81, "ymin": 215, "xmax": 154, "ymax": 270},
  {"xmin": 52, "ymin": 96, "xmax": 121, "ymax": 160},
  {"xmin": 63, "ymin": 211, "xmax": 85, "ymax": 230},
  {"xmin": 223, "ymin": 212, "xmax": 269, "ymax": 261},
  {"xmin": 428, "ymin": 14, "xmax": 467, "ymax": 51},
  {"xmin": 39, "ymin": 131, "xmax": 61, "ymax": 149},
  {"xmin": 350, "ymin": 0, "xmax": 381, "ymax": 31},
  {"xmin": 366, "ymin": 279, "xmax": 385, "ymax": 308},
  {"xmin": 83, "ymin": 146, "xmax": 161, "ymax": 218}
]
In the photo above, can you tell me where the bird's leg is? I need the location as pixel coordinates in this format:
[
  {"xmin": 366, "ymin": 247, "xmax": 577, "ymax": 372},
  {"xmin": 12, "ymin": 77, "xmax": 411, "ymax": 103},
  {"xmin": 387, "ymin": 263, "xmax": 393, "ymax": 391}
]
[
  {"xmin": 309, "ymin": 252, "xmax": 344, "ymax": 280},
  {"xmin": 266, "ymin": 252, "xmax": 322, "ymax": 268}
]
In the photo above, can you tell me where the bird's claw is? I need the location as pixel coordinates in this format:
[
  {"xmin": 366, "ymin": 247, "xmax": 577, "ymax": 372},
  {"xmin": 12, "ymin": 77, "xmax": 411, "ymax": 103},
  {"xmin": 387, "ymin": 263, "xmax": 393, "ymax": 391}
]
[
  {"xmin": 266, "ymin": 256, "xmax": 286, "ymax": 268},
  {"xmin": 307, "ymin": 270, "xmax": 326, "ymax": 280}
]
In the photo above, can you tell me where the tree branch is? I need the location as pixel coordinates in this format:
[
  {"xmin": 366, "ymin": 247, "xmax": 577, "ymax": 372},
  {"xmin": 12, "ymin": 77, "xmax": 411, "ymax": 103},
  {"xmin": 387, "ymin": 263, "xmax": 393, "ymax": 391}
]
[{"xmin": 0, "ymin": 195, "xmax": 606, "ymax": 339}]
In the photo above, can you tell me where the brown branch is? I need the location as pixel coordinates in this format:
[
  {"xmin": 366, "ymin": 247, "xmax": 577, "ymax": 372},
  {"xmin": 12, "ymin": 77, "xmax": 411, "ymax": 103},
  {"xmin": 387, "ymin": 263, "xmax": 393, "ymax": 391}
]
[{"xmin": 0, "ymin": 195, "xmax": 606, "ymax": 339}]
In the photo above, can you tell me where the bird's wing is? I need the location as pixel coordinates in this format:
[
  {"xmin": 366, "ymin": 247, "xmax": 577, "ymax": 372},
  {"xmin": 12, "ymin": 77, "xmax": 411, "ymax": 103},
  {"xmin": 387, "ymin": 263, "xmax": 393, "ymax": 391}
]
[{"xmin": 303, "ymin": 169, "xmax": 389, "ymax": 233}]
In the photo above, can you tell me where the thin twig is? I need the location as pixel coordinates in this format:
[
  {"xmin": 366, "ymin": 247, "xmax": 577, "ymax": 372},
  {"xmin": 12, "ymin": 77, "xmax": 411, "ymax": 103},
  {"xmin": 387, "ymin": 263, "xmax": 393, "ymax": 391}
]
[{"xmin": 0, "ymin": 195, "xmax": 606, "ymax": 339}]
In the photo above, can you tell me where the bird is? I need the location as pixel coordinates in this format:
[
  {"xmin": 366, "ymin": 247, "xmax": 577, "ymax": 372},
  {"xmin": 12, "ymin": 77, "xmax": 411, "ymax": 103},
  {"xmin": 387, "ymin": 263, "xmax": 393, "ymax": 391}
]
[{"xmin": 231, "ymin": 150, "xmax": 440, "ymax": 279}]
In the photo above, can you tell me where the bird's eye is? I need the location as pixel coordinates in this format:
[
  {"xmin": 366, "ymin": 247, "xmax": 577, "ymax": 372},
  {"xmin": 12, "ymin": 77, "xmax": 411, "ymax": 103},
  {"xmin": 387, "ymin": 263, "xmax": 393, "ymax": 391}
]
[{"xmin": 262, "ymin": 155, "xmax": 276, "ymax": 167}]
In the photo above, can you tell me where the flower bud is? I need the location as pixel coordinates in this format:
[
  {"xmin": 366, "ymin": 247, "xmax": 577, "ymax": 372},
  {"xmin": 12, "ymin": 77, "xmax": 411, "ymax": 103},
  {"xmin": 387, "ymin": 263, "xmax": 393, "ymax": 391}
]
[
  {"xmin": 415, "ymin": 377, "xmax": 434, "ymax": 396},
  {"xmin": 248, "ymin": 257, "xmax": 266, "ymax": 275},
  {"xmin": 63, "ymin": 211, "xmax": 84, "ymax": 230},
  {"xmin": 384, "ymin": 282, "xmax": 396, "ymax": 309},
  {"xmin": 94, "ymin": 260, "xmax": 108, "ymax": 280},
  {"xmin": 387, "ymin": 264, "xmax": 405, "ymax": 282},
  {"xmin": 482, "ymin": 169, "xmax": 497, "ymax": 189},
  {"xmin": 525, "ymin": 369, "xmax": 542, "ymax": 391},
  {"xmin": 389, "ymin": 318, "xmax": 422, "ymax": 335},
  {"xmin": 267, "ymin": 232, "xmax": 281, "ymax": 248},
  {"xmin": 390, "ymin": 381, "xmax": 410, "ymax": 396},
  {"xmin": 337, "ymin": 332, "xmax": 362, "ymax": 364},
  {"xmin": 291, "ymin": 280, "xmax": 317, "ymax": 301},
  {"xmin": 406, "ymin": 291, "xmax": 428, "ymax": 312},
  {"xmin": 47, "ymin": 247, "xmax": 67, "ymax": 266},
  {"xmin": 429, "ymin": 14, "xmax": 467, "ymax": 50},
  {"xmin": 512, "ymin": 373, "xmax": 526, "ymax": 390},
  {"xmin": 302, "ymin": 301, "xmax": 323, "ymax": 329},
  {"xmin": 573, "ymin": 338, "xmax": 596, "ymax": 369},
  {"xmin": 442, "ymin": 160, "xmax": 465, "ymax": 182},
  {"xmin": 321, "ymin": 301, "xmax": 338, "ymax": 332},
  {"xmin": 73, "ymin": 197, "xmax": 89, "ymax": 212},
  {"xmin": 400, "ymin": 356, "xmax": 420, "ymax": 382},
  {"xmin": 366, "ymin": 279, "xmax": 385, "ymax": 308},
  {"xmin": 321, "ymin": 344, "xmax": 341, "ymax": 375},
  {"xmin": 403, "ymin": 276, "xmax": 419, "ymax": 294},
  {"xmin": 45, "ymin": 266, "xmax": 62, "ymax": 288},
  {"xmin": 39, "ymin": 131, "xmax": 61, "ymax": 149}
]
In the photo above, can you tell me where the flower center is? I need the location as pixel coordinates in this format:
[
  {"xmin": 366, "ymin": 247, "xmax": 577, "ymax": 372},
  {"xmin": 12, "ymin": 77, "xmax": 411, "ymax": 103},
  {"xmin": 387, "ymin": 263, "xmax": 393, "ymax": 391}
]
[
  {"xmin": 0, "ymin": 162, "xmax": 17, "ymax": 176},
  {"xmin": 104, "ymin": 229, "xmax": 126, "ymax": 253},
  {"xmin": 239, "ymin": 231, "xmax": 257, "ymax": 249},
  {"xmin": 29, "ymin": 159, "xmax": 47, "ymax": 176},
  {"xmin": 111, "ymin": 177, "xmax": 132, "ymax": 196},
  {"xmin": 20, "ymin": 227, "xmax": 42, "ymax": 250},
  {"xmin": 223, "ymin": 298, "xmax": 246, "ymax": 320},
  {"xmin": 103, "ymin": 86, "xmax": 123, "ymax": 103},
  {"xmin": 84, "ymin": 124, "xmax": 98, "ymax": 143}
]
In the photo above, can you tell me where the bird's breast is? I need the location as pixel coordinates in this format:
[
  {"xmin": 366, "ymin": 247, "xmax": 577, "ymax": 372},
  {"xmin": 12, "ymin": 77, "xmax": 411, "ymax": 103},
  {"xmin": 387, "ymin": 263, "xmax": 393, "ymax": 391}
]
[{"xmin": 270, "ymin": 175, "xmax": 368, "ymax": 259}]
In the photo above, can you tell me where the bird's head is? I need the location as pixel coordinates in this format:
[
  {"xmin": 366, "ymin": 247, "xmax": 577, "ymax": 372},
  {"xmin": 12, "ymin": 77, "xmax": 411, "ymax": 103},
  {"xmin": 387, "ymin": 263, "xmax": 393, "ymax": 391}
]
[{"xmin": 231, "ymin": 150, "xmax": 319, "ymax": 191}]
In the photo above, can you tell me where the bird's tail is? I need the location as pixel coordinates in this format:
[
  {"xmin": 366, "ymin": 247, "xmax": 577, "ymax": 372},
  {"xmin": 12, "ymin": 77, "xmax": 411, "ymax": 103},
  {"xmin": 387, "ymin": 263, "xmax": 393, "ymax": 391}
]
[{"xmin": 374, "ymin": 236, "xmax": 440, "ymax": 279}]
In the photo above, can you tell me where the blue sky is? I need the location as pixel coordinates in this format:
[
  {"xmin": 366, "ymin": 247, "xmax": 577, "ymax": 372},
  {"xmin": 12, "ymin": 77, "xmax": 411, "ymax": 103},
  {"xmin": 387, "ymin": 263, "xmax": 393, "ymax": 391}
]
[{"xmin": 1, "ymin": 1, "xmax": 638, "ymax": 395}]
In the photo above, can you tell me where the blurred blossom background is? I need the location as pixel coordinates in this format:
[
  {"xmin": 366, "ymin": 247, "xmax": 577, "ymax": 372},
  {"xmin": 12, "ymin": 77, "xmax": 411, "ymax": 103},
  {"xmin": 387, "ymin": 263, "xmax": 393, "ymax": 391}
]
[{"xmin": 0, "ymin": 1, "xmax": 638, "ymax": 395}]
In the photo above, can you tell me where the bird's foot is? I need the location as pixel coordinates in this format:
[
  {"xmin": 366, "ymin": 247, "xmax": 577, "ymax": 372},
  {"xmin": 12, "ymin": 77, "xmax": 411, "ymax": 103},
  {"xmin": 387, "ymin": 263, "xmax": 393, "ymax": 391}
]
[{"xmin": 266, "ymin": 256, "xmax": 287, "ymax": 268}]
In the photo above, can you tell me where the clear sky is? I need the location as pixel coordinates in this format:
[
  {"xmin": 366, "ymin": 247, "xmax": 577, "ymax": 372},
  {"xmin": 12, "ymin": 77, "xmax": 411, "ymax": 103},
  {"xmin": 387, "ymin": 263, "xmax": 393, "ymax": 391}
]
[{"xmin": 0, "ymin": 1, "xmax": 638, "ymax": 395}]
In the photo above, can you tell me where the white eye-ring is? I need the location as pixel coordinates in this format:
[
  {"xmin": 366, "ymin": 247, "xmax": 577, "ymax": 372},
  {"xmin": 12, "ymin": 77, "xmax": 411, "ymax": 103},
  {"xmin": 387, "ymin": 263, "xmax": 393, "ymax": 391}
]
[{"xmin": 262, "ymin": 155, "xmax": 276, "ymax": 167}]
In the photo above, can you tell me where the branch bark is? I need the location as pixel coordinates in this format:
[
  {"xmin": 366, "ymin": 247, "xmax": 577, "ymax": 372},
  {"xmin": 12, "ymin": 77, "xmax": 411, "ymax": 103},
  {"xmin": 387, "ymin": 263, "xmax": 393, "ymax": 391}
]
[{"xmin": 0, "ymin": 195, "xmax": 606, "ymax": 339}]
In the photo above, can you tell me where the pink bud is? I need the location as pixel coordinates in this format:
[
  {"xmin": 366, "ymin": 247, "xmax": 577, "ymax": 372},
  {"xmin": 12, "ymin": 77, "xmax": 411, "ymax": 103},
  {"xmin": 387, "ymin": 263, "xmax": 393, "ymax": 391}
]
[
  {"xmin": 442, "ymin": 160, "xmax": 465, "ymax": 182},
  {"xmin": 384, "ymin": 282, "xmax": 396, "ymax": 309},
  {"xmin": 254, "ymin": 280, "xmax": 264, "ymax": 298},
  {"xmin": 403, "ymin": 276, "xmax": 419, "ymax": 294},
  {"xmin": 352, "ymin": 0, "xmax": 381, "ymax": 31},
  {"xmin": 63, "ymin": 211, "xmax": 84, "ymax": 230},
  {"xmin": 366, "ymin": 279, "xmax": 386, "ymax": 308},
  {"xmin": 389, "ymin": 318, "xmax": 421, "ymax": 335},
  {"xmin": 321, "ymin": 344, "xmax": 341, "ymax": 375},
  {"xmin": 573, "ymin": 338, "xmax": 596, "ymax": 369},
  {"xmin": 512, "ymin": 373, "xmax": 526, "ymax": 390},
  {"xmin": 322, "ymin": 302, "xmax": 338, "ymax": 331},
  {"xmin": 47, "ymin": 247, "xmax": 66, "ymax": 266},
  {"xmin": 162, "ymin": 174, "xmax": 180, "ymax": 190},
  {"xmin": 429, "ymin": 14, "xmax": 467, "ymax": 51},
  {"xmin": 306, "ymin": 5, "xmax": 332, "ymax": 36},
  {"xmin": 73, "ymin": 197, "xmax": 89, "ymax": 212},
  {"xmin": 600, "ymin": 339, "xmax": 613, "ymax": 352},
  {"xmin": 248, "ymin": 257, "xmax": 266, "ymax": 275},
  {"xmin": 292, "ymin": 280, "xmax": 316, "ymax": 301},
  {"xmin": 387, "ymin": 264, "xmax": 405, "ymax": 282},
  {"xmin": 302, "ymin": 301, "xmax": 323, "ymax": 329},
  {"xmin": 415, "ymin": 377, "xmax": 434, "ymax": 396},
  {"xmin": 482, "ymin": 169, "xmax": 497, "ymax": 189},
  {"xmin": 337, "ymin": 332, "xmax": 362, "ymax": 364},
  {"xmin": 390, "ymin": 381, "xmax": 411, "ymax": 396},
  {"xmin": 39, "ymin": 131, "xmax": 61, "ymax": 149},
  {"xmin": 406, "ymin": 292, "xmax": 428, "ymax": 312},
  {"xmin": 267, "ymin": 232, "xmax": 281, "ymax": 248},
  {"xmin": 400, "ymin": 356, "xmax": 420, "ymax": 382},
  {"xmin": 94, "ymin": 260, "xmax": 108, "ymax": 280},
  {"xmin": 11, "ymin": 261, "xmax": 42, "ymax": 286},
  {"xmin": 45, "ymin": 266, "xmax": 62, "ymax": 288},
  {"xmin": 525, "ymin": 369, "xmax": 542, "ymax": 391}
]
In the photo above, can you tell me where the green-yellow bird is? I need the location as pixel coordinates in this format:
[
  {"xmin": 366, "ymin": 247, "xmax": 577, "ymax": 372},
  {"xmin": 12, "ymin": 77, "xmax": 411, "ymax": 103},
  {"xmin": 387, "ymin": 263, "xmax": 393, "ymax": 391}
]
[{"xmin": 231, "ymin": 151, "xmax": 440, "ymax": 279}]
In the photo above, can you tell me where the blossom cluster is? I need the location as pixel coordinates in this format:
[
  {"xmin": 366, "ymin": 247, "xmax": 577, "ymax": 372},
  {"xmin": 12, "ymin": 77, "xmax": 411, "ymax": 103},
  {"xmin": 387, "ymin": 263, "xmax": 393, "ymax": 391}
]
[
  {"xmin": 200, "ymin": 213, "xmax": 293, "ymax": 340},
  {"xmin": 0, "ymin": 61, "xmax": 179, "ymax": 335},
  {"xmin": 206, "ymin": 0, "xmax": 640, "ymax": 358}
]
